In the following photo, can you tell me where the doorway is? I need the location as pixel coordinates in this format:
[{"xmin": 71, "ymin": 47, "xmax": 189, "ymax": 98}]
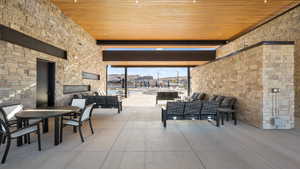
[{"xmin": 36, "ymin": 59, "xmax": 55, "ymax": 108}]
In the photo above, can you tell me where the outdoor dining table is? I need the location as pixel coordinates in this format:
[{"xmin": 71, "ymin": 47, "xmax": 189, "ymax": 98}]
[{"xmin": 15, "ymin": 106, "xmax": 80, "ymax": 146}]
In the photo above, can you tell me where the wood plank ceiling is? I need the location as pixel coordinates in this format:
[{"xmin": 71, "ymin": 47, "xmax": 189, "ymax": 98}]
[
  {"xmin": 52, "ymin": 0, "xmax": 299, "ymax": 66},
  {"xmin": 52, "ymin": 0, "xmax": 298, "ymax": 40}
]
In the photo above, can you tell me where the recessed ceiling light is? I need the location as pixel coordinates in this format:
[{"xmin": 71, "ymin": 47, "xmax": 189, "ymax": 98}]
[
  {"xmin": 264, "ymin": 0, "xmax": 268, "ymax": 3},
  {"xmin": 74, "ymin": 0, "xmax": 77, "ymax": 3},
  {"xmin": 135, "ymin": 0, "xmax": 139, "ymax": 4},
  {"xmin": 156, "ymin": 48, "xmax": 163, "ymax": 50},
  {"xmin": 193, "ymin": 0, "xmax": 196, "ymax": 3}
]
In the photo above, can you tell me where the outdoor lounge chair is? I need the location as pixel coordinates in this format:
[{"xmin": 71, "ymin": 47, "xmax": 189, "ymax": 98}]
[
  {"xmin": 156, "ymin": 92, "xmax": 179, "ymax": 104},
  {"xmin": 183, "ymin": 101, "xmax": 203, "ymax": 119},
  {"xmin": 161, "ymin": 102, "xmax": 185, "ymax": 127},
  {"xmin": 219, "ymin": 97, "xmax": 237, "ymax": 124},
  {"xmin": 83, "ymin": 95, "xmax": 122, "ymax": 113},
  {"xmin": 200, "ymin": 101, "xmax": 220, "ymax": 126}
]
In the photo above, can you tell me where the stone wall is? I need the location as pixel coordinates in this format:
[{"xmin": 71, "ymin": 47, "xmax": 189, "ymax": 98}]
[
  {"xmin": 0, "ymin": 0, "xmax": 106, "ymax": 107},
  {"xmin": 191, "ymin": 44, "xmax": 295, "ymax": 129},
  {"xmin": 192, "ymin": 46, "xmax": 264, "ymax": 128},
  {"xmin": 262, "ymin": 45, "xmax": 295, "ymax": 129},
  {"xmin": 217, "ymin": 6, "xmax": 300, "ymax": 117}
]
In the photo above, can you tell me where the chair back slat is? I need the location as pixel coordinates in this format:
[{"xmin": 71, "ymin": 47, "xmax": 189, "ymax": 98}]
[
  {"xmin": 201, "ymin": 101, "xmax": 219, "ymax": 115},
  {"xmin": 184, "ymin": 101, "xmax": 202, "ymax": 115},
  {"xmin": 80, "ymin": 104, "xmax": 95, "ymax": 122},
  {"xmin": 166, "ymin": 102, "xmax": 185, "ymax": 115},
  {"xmin": 71, "ymin": 99, "xmax": 86, "ymax": 110},
  {"xmin": 1, "ymin": 104, "xmax": 23, "ymax": 121}
]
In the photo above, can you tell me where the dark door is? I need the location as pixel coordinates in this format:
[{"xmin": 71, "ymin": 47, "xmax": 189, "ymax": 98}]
[{"xmin": 36, "ymin": 59, "xmax": 55, "ymax": 107}]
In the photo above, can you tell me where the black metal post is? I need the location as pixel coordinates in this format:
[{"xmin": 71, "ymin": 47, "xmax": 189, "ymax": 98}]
[
  {"xmin": 124, "ymin": 67, "xmax": 128, "ymax": 98},
  {"xmin": 54, "ymin": 117, "xmax": 59, "ymax": 145},
  {"xmin": 187, "ymin": 67, "xmax": 191, "ymax": 96},
  {"xmin": 106, "ymin": 65, "xmax": 108, "ymax": 95}
]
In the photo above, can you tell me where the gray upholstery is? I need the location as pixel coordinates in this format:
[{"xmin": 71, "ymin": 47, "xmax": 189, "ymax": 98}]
[
  {"xmin": 1, "ymin": 104, "xmax": 23, "ymax": 121},
  {"xmin": 166, "ymin": 102, "xmax": 185, "ymax": 116},
  {"xmin": 0, "ymin": 104, "xmax": 41, "ymax": 127},
  {"xmin": 64, "ymin": 120, "xmax": 79, "ymax": 126},
  {"xmin": 81, "ymin": 104, "xmax": 94, "ymax": 121},
  {"xmin": 11, "ymin": 126, "xmax": 38, "ymax": 138},
  {"xmin": 184, "ymin": 101, "xmax": 202, "ymax": 116},
  {"xmin": 200, "ymin": 101, "xmax": 219, "ymax": 115},
  {"xmin": 71, "ymin": 99, "xmax": 86, "ymax": 110}
]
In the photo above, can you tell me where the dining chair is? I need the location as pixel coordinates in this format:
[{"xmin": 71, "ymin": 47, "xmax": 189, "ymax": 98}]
[
  {"xmin": 67, "ymin": 99, "xmax": 86, "ymax": 133},
  {"xmin": 0, "ymin": 104, "xmax": 41, "ymax": 144},
  {"xmin": 0, "ymin": 118, "xmax": 41, "ymax": 164},
  {"xmin": 71, "ymin": 99, "xmax": 86, "ymax": 110},
  {"xmin": 60, "ymin": 103, "xmax": 95, "ymax": 143}
]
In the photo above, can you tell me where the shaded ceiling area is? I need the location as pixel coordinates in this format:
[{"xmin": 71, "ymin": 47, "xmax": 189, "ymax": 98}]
[
  {"xmin": 52, "ymin": 0, "xmax": 299, "ymax": 67},
  {"xmin": 52, "ymin": 0, "xmax": 299, "ymax": 40}
]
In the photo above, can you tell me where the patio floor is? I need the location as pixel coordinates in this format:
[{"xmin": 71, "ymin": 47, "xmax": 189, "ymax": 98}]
[{"xmin": 0, "ymin": 105, "xmax": 299, "ymax": 169}]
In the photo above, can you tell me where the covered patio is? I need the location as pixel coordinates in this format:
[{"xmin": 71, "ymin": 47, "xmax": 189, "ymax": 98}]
[{"xmin": 1, "ymin": 0, "xmax": 300, "ymax": 168}]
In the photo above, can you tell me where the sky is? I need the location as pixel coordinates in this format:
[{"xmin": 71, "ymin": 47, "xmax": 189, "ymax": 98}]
[{"xmin": 108, "ymin": 67, "xmax": 188, "ymax": 78}]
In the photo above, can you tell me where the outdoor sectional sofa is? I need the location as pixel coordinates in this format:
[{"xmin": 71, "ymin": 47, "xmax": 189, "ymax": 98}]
[
  {"xmin": 73, "ymin": 93, "xmax": 122, "ymax": 113},
  {"xmin": 156, "ymin": 92, "xmax": 180, "ymax": 104},
  {"xmin": 161, "ymin": 93, "xmax": 237, "ymax": 127}
]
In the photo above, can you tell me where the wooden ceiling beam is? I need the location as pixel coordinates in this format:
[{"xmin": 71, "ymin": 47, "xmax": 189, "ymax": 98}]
[{"xmin": 103, "ymin": 50, "xmax": 216, "ymax": 62}]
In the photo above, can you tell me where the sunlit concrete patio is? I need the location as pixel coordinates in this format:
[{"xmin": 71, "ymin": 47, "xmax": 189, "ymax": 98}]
[{"xmin": 1, "ymin": 103, "xmax": 299, "ymax": 169}]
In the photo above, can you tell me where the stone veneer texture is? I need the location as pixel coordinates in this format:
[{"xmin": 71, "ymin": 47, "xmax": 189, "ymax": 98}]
[
  {"xmin": 192, "ymin": 46, "xmax": 264, "ymax": 128},
  {"xmin": 262, "ymin": 45, "xmax": 294, "ymax": 129},
  {"xmin": 217, "ymin": 6, "xmax": 300, "ymax": 117},
  {"xmin": 191, "ymin": 44, "xmax": 295, "ymax": 129},
  {"xmin": 0, "ymin": 0, "xmax": 106, "ymax": 107}
]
